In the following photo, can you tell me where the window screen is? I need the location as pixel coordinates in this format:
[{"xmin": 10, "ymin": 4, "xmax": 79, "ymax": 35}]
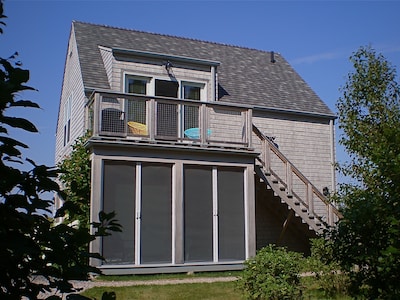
[
  {"xmin": 184, "ymin": 166, "xmax": 213, "ymax": 262},
  {"xmin": 218, "ymin": 167, "xmax": 245, "ymax": 260},
  {"xmin": 140, "ymin": 164, "xmax": 172, "ymax": 264},
  {"xmin": 102, "ymin": 161, "xmax": 136, "ymax": 264}
]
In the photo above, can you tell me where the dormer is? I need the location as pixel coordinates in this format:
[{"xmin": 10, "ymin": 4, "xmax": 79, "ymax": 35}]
[{"xmin": 100, "ymin": 46, "xmax": 220, "ymax": 101}]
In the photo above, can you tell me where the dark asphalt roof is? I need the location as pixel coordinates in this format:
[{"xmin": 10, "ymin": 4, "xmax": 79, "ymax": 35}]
[{"xmin": 72, "ymin": 21, "xmax": 334, "ymax": 117}]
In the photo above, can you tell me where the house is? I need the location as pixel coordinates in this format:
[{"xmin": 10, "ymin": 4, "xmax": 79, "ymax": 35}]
[{"xmin": 55, "ymin": 21, "xmax": 340, "ymax": 275}]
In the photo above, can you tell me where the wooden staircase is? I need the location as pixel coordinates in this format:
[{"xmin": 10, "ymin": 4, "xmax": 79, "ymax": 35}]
[{"xmin": 253, "ymin": 125, "xmax": 342, "ymax": 234}]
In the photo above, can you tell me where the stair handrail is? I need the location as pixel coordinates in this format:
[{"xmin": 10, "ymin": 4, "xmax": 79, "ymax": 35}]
[{"xmin": 253, "ymin": 124, "xmax": 342, "ymax": 227}]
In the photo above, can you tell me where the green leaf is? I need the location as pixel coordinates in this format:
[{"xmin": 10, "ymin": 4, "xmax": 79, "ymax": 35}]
[
  {"xmin": 10, "ymin": 100, "xmax": 40, "ymax": 108},
  {"xmin": 1, "ymin": 116, "xmax": 38, "ymax": 132}
]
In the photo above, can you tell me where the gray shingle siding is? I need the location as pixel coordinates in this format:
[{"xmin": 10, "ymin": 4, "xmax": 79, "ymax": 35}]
[{"xmin": 73, "ymin": 21, "xmax": 334, "ymax": 117}]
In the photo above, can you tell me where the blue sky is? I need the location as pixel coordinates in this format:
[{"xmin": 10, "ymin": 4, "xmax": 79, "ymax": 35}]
[{"xmin": 2, "ymin": 0, "xmax": 400, "ymax": 182}]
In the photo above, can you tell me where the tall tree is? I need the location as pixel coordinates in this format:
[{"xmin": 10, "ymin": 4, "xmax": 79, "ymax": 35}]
[
  {"xmin": 0, "ymin": 2, "xmax": 120, "ymax": 299},
  {"xmin": 332, "ymin": 46, "xmax": 400, "ymax": 299}
]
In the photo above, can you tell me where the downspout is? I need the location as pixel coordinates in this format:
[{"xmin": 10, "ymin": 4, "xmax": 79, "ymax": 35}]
[{"xmin": 329, "ymin": 119, "xmax": 336, "ymax": 192}]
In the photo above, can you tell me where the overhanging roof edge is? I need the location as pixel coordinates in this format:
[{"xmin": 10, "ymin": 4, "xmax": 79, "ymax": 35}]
[{"xmin": 112, "ymin": 47, "xmax": 221, "ymax": 67}]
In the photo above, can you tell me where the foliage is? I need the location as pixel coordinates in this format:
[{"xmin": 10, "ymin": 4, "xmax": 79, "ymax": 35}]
[
  {"xmin": 332, "ymin": 45, "xmax": 400, "ymax": 299},
  {"xmin": 237, "ymin": 245, "xmax": 303, "ymax": 300},
  {"xmin": 305, "ymin": 238, "xmax": 349, "ymax": 297},
  {"xmin": 58, "ymin": 134, "xmax": 91, "ymax": 229},
  {"xmin": 0, "ymin": 3, "xmax": 121, "ymax": 299}
]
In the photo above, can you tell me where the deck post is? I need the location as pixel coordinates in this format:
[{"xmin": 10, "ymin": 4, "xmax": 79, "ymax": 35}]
[
  {"xmin": 286, "ymin": 163, "xmax": 293, "ymax": 197},
  {"xmin": 93, "ymin": 93, "xmax": 100, "ymax": 137},
  {"xmin": 149, "ymin": 98, "xmax": 155, "ymax": 141}
]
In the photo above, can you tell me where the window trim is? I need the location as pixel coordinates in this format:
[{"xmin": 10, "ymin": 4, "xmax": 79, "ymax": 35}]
[
  {"xmin": 124, "ymin": 74, "xmax": 151, "ymax": 95},
  {"xmin": 123, "ymin": 73, "xmax": 207, "ymax": 101}
]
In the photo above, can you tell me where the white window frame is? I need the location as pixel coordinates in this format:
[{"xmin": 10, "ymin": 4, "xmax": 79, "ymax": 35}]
[
  {"xmin": 181, "ymin": 81, "xmax": 206, "ymax": 101},
  {"xmin": 124, "ymin": 74, "xmax": 151, "ymax": 95}
]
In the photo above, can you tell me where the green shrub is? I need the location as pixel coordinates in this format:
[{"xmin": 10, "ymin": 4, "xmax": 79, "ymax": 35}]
[
  {"xmin": 237, "ymin": 245, "xmax": 303, "ymax": 300},
  {"xmin": 306, "ymin": 238, "xmax": 349, "ymax": 297}
]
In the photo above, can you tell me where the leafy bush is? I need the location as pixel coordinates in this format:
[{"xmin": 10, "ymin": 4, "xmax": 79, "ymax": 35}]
[
  {"xmin": 306, "ymin": 238, "xmax": 349, "ymax": 297},
  {"xmin": 237, "ymin": 245, "xmax": 303, "ymax": 300}
]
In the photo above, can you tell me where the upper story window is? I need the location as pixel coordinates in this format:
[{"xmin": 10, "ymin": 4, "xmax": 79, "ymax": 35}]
[
  {"xmin": 63, "ymin": 94, "xmax": 72, "ymax": 146},
  {"xmin": 183, "ymin": 83, "xmax": 203, "ymax": 101},
  {"xmin": 124, "ymin": 74, "xmax": 205, "ymax": 101},
  {"xmin": 125, "ymin": 76, "xmax": 149, "ymax": 95}
]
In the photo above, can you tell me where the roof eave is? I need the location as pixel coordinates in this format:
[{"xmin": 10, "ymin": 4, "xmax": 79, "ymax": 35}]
[
  {"xmin": 253, "ymin": 105, "xmax": 337, "ymax": 119},
  {"xmin": 112, "ymin": 47, "xmax": 221, "ymax": 67}
]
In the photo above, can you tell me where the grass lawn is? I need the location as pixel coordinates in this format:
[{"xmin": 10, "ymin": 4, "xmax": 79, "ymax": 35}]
[
  {"xmin": 81, "ymin": 275, "xmax": 352, "ymax": 300},
  {"xmin": 81, "ymin": 281, "xmax": 242, "ymax": 300}
]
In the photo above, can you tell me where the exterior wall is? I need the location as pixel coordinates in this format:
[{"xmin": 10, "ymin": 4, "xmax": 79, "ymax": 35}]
[
  {"xmin": 253, "ymin": 110, "xmax": 335, "ymax": 193},
  {"xmin": 253, "ymin": 111, "xmax": 335, "ymax": 218},
  {"xmin": 111, "ymin": 53, "xmax": 213, "ymax": 97},
  {"xmin": 88, "ymin": 142, "xmax": 256, "ymax": 274},
  {"xmin": 55, "ymin": 29, "xmax": 86, "ymax": 165},
  {"xmin": 99, "ymin": 46, "xmax": 113, "ymax": 87}
]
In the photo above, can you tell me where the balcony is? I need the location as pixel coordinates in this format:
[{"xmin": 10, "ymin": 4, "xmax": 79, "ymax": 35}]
[{"xmin": 86, "ymin": 91, "xmax": 253, "ymax": 150}]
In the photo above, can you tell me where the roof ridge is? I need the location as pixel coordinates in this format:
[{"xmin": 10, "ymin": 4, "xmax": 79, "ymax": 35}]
[{"xmin": 72, "ymin": 20, "xmax": 278, "ymax": 55}]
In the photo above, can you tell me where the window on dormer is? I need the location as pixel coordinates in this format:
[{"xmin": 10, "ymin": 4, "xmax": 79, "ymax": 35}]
[
  {"xmin": 155, "ymin": 79, "xmax": 179, "ymax": 98},
  {"xmin": 183, "ymin": 84, "xmax": 201, "ymax": 101},
  {"xmin": 125, "ymin": 76, "xmax": 148, "ymax": 95}
]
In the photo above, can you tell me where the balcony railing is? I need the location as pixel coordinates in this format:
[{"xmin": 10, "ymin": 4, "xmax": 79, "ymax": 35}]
[{"xmin": 86, "ymin": 91, "xmax": 253, "ymax": 149}]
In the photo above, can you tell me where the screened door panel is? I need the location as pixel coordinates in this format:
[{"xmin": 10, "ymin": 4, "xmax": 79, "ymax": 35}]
[
  {"xmin": 141, "ymin": 164, "xmax": 172, "ymax": 264},
  {"xmin": 184, "ymin": 166, "xmax": 213, "ymax": 262},
  {"xmin": 155, "ymin": 80, "xmax": 179, "ymax": 138},
  {"xmin": 218, "ymin": 167, "xmax": 245, "ymax": 260},
  {"xmin": 102, "ymin": 161, "xmax": 136, "ymax": 264}
]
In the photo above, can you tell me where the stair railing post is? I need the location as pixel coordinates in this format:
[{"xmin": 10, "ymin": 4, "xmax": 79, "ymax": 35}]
[
  {"xmin": 286, "ymin": 162, "xmax": 293, "ymax": 197},
  {"xmin": 307, "ymin": 183, "xmax": 314, "ymax": 216},
  {"xmin": 328, "ymin": 204, "xmax": 334, "ymax": 227},
  {"xmin": 264, "ymin": 139, "xmax": 271, "ymax": 174}
]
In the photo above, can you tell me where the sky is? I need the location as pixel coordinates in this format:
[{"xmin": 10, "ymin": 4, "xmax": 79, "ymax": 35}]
[{"xmin": 2, "ymin": 0, "xmax": 400, "ymax": 183}]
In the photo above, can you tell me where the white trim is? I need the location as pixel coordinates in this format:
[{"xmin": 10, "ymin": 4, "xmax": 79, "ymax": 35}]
[
  {"xmin": 123, "ymin": 73, "xmax": 151, "ymax": 95},
  {"xmin": 171, "ymin": 163, "xmax": 176, "ymax": 265},
  {"xmin": 94, "ymin": 154, "xmax": 251, "ymax": 168},
  {"xmin": 212, "ymin": 167, "xmax": 219, "ymax": 263},
  {"xmin": 181, "ymin": 81, "xmax": 207, "ymax": 102},
  {"xmin": 135, "ymin": 163, "xmax": 142, "ymax": 265},
  {"xmin": 244, "ymin": 167, "xmax": 249, "ymax": 259}
]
